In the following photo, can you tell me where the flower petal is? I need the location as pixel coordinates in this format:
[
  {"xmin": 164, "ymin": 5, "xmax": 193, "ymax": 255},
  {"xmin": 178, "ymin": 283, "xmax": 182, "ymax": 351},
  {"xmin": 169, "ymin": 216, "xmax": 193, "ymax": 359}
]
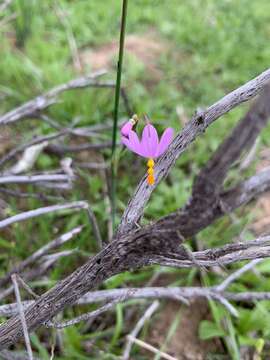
[
  {"xmin": 121, "ymin": 121, "xmax": 133, "ymax": 137},
  {"xmin": 141, "ymin": 124, "xmax": 159, "ymax": 158},
  {"xmin": 122, "ymin": 130, "xmax": 146, "ymax": 156},
  {"xmin": 128, "ymin": 130, "xmax": 144, "ymax": 155},
  {"xmin": 156, "ymin": 127, "xmax": 174, "ymax": 157},
  {"xmin": 121, "ymin": 136, "xmax": 135, "ymax": 152}
]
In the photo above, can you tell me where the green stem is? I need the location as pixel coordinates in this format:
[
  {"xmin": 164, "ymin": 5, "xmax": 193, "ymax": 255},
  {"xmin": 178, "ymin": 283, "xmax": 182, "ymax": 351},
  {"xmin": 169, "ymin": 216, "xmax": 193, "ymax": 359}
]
[{"xmin": 111, "ymin": 0, "xmax": 128, "ymax": 229}]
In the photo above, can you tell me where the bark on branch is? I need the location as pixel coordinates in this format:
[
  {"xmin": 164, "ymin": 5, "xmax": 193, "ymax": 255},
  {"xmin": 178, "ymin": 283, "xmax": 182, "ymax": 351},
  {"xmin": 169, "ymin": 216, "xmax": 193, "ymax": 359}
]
[
  {"xmin": 0, "ymin": 70, "xmax": 112, "ymax": 126},
  {"xmin": 117, "ymin": 69, "xmax": 270, "ymax": 236},
  {"xmin": 1, "ymin": 70, "xmax": 270, "ymax": 349},
  {"xmin": 0, "ymin": 175, "xmax": 269, "ymax": 348}
]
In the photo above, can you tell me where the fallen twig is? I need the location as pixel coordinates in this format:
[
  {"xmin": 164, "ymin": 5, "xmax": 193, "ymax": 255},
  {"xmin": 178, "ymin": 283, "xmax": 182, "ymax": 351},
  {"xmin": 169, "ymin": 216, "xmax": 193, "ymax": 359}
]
[
  {"xmin": 0, "ymin": 201, "xmax": 88, "ymax": 230},
  {"xmin": 123, "ymin": 300, "xmax": 159, "ymax": 360},
  {"xmin": 3, "ymin": 285, "xmax": 270, "ymax": 319},
  {"xmin": 0, "ymin": 249, "xmax": 77, "ymax": 301},
  {"xmin": 216, "ymin": 258, "xmax": 263, "ymax": 292},
  {"xmin": 0, "ymin": 187, "xmax": 63, "ymax": 201},
  {"xmin": 126, "ymin": 335, "xmax": 177, "ymax": 360},
  {"xmin": 0, "ymin": 225, "xmax": 83, "ymax": 288},
  {"xmin": 0, "ymin": 350, "xmax": 39, "ymax": 360},
  {"xmin": 45, "ymin": 300, "xmax": 118, "ymax": 329},
  {"xmin": 11, "ymin": 274, "xmax": 33, "ymax": 360},
  {"xmin": 0, "ymin": 70, "xmax": 112, "ymax": 126},
  {"xmin": 0, "ymin": 131, "xmax": 66, "ymax": 169},
  {"xmin": 86, "ymin": 207, "xmax": 103, "ymax": 249},
  {"xmin": 0, "ymin": 174, "xmax": 72, "ymax": 185}
]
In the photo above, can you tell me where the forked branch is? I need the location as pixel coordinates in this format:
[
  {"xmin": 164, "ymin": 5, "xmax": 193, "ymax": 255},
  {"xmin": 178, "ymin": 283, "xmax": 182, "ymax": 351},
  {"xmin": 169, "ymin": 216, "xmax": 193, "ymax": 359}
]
[{"xmin": 1, "ymin": 69, "xmax": 270, "ymax": 349}]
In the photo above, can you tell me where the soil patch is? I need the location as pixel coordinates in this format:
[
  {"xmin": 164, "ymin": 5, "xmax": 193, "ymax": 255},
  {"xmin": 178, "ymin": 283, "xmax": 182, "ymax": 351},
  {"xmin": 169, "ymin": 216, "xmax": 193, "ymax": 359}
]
[
  {"xmin": 146, "ymin": 299, "xmax": 224, "ymax": 360},
  {"xmin": 80, "ymin": 32, "xmax": 168, "ymax": 81}
]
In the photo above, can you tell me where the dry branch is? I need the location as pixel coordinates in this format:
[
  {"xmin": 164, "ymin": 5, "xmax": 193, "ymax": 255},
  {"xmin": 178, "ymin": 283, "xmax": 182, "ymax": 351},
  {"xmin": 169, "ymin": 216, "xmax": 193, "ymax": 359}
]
[
  {"xmin": 216, "ymin": 259, "xmax": 263, "ymax": 292},
  {"xmin": 3, "ymin": 282, "xmax": 270, "ymax": 320},
  {"xmin": 0, "ymin": 201, "xmax": 88, "ymax": 230},
  {"xmin": 0, "ymin": 232, "xmax": 270, "ymax": 347},
  {"xmin": 11, "ymin": 275, "xmax": 33, "ymax": 360},
  {"xmin": 127, "ymin": 336, "xmax": 177, "ymax": 360},
  {"xmin": 117, "ymin": 69, "xmax": 270, "ymax": 236},
  {"xmin": 123, "ymin": 301, "xmax": 159, "ymax": 360},
  {"xmin": 0, "ymin": 131, "xmax": 66, "ymax": 168},
  {"xmin": 0, "ymin": 249, "xmax": 76, "ymax": 302},
  {"xmin": 86, "ymin": 207, "xmax": 103, "ymax": 249},
  {"xmin": 196, "ymin": 83, "xmax": 270, "ymax": 187},
  {"xmin": 5, "ymin": 143, "xmax": 49, "ymax": 175},
  {"xmin": 153, "ymin": 167, "xmax": 270, "ymax": 240},
  {"xmin": 1, "ymin": 70, "xmax": 270, "ymax": 349},
  {"xmin": 0, "ymin": 70, "xmax": 112, "ymax": 125},
  {"xmin": 0, "ymin": 123, "xmax": 113, "ymax": 169},
  {"xmin": 0, "ymin": 187, "xmax": 63, "ymax": 202},
  {"xmin": 0, "ymin": 349, "xmax": 39, "ymax": 360},
  {"xmin": 0, "ymin": 174, "xmax": 72, "ymax": 185},
  {"xmin": 152, "ymin": 80, "xmax": 270, "ymax": 240},
  {"xmin": 45, "ymin": 300, "xmax": 118, "ymax": 329},
  {"xmin": 0, "ymin": 226, "xmax": 83, "ymax": 288}
]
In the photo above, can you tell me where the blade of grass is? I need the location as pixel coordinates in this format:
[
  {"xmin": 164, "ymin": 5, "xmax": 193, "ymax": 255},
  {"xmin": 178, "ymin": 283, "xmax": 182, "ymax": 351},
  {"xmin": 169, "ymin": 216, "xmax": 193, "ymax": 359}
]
[
  {"xmin": 111, "ymin": 0, "xmax": 128, "ymax": 229},
  {"xmin": 226, "ymin": 315, "xmax": 240, "ymax": 360},
  {"xmin": 110, "ymin": 303, "xmax": 124, "ymax": 349},
  {"xmin": 154, "ymin": 310, "xmax": 182, "ymax": 360}
]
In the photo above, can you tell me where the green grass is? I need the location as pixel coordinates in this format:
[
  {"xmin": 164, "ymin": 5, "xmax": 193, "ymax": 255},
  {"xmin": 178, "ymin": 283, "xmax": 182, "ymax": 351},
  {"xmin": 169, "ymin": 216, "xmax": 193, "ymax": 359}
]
[{"xmin": 1, "ymin": 0, "xmax": 270, "ymax": 358}]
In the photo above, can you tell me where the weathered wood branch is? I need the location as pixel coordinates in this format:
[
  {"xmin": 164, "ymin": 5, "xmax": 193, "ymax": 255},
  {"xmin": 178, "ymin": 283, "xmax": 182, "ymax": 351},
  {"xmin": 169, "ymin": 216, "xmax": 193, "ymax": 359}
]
[
  {"xmin": 0, "ymin": 226, "xmax": 83, "ymax": 288},
  {"xmin": 0, "ymin": 228, "xmax": 181, "ymax": 348},
  {"xmin": 153, "ymin": 82, "xmax": 270, "ymax": 240},
  {"xmin": 3, "ymin": 284, "xmax": 270, "ymax": 320},
  {"xmin": 200, "ymin": 83, "xmax": 270, "ymax": 180},
  {"xmin": 154, "ymin": 168, "xmax": 270, "ymax": 238},
  {"xmin": 0, "ymin": 201, "xmax": 88, "ymax": 230},
  {"xmin": 0, "ymin": 131, "xmax": 66, "ymax": 168},
  {"xmin": 0, "ymin": 176, "xmax": 269, "ymax": 348},
  {"xmin": 0, "ymin": 258, "xmax": 266, "ymax": 320},
  {"xmin": 0, "ymin": 236, "xmax": 269, "ymax": 329},
  {"xmin": 0, "ymin": 70, "xmax": 111, "ymax": 125},
  {"xmin": 117, "ymin": 69, "xmax": 270, "ymax": 236},
  {"xmin": 0, "ymin": 174, "xmax": 72, "ymax": 185},
  {"xmin": 193, "ymin": 82, "xmax": 270, "ymax": 196},
  {"xmin": 1, "ymin": 70, "xmax": 270, "ymax": 349}
]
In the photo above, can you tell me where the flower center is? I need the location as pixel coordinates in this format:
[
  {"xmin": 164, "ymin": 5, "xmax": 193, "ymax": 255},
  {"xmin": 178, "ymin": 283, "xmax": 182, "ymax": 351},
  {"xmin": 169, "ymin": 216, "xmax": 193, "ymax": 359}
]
[{"xmin": 147, "ymin": 158, "xmax": 155, "ymax": 185}]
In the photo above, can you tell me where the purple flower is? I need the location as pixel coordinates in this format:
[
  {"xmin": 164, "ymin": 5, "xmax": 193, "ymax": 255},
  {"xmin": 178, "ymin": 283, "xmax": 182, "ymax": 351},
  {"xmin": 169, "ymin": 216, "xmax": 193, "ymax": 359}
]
[
  {"xmin": 121, "ymin": 119, "xmax": 174, "ymax": 185},
  {"xmin": 121, "ymin": 123, "xmax": 174, "ymax": 158},
  {"xmin": 120, "ymin": 121, "xmax": 133, "ymax": 137}
]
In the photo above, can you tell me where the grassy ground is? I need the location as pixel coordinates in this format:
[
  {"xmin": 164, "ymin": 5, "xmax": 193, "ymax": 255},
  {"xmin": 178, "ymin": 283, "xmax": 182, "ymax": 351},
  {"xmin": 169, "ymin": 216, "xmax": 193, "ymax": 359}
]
[{"xmin": 1, "ymin": 0, "xmax": 270, "ymax": 358}]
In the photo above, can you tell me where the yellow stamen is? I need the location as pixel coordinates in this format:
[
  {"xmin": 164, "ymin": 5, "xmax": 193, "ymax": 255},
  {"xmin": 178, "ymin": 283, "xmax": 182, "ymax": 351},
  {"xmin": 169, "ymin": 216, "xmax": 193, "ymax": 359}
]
[
  {"xmin": 147, "ymin": 158, "xmax": 154, "ymax": 168},
  {"xmin": 147, "ymin": 158, "xmax": 155, "ymax": 185},
  {"xmin": 147, "ymin": 174, "xmax": 155, "ymax": 185}
]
